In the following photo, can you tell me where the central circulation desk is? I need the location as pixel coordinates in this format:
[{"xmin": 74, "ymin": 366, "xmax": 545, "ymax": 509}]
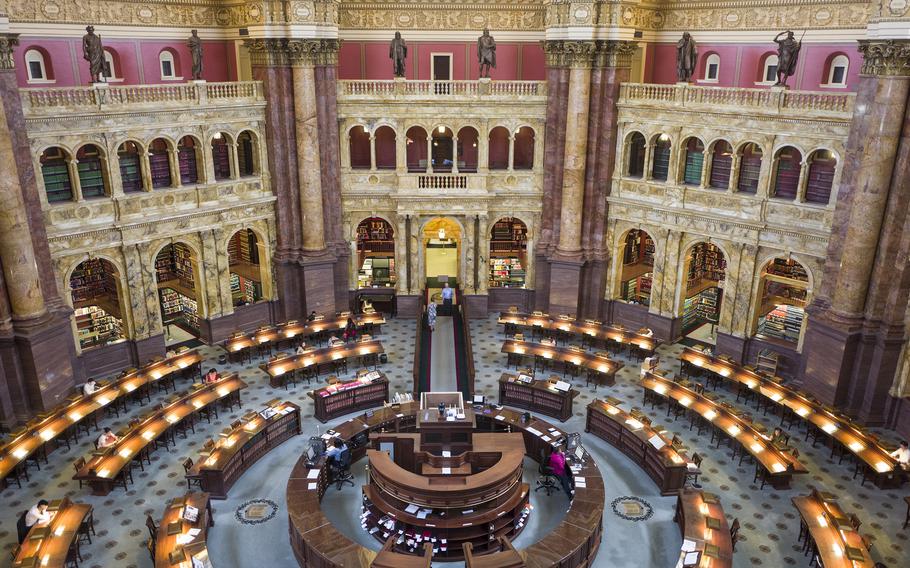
[
  {"xmin": 792, "ymin": 491, "xmax": 874, "ymax": 568},
  {"xmin": 679, "ymin": 346, "xmax": 900, "ymax": 487},
  {"xmin": 585, "ymin": 398, "xmax": 689, "ymax": 494},
  {"xmin": 13, "ymin": 498, "xmax": 93, "ymax": 568},
  {"xmin": 501, "ymin": 339, "xmax": 624, "ymax": 382},
  {"xmin": 675, "ymin": 488, "xmax": 734, "ymax": 568},
  {"xmin": 74, "ymin": 375, "xmax": 247, "ymax": 495},
  {"xmin": 498, "ymin": 311, "xmax": 660, "ymax": 353},
  {"xmin": 287, "ymin": 403, "xmax": 604, "ymax": 568},
  {"xmin": 260, "ymin": 338, "xmax": 385, "ymax": 388},
  {"xmin": 189, "ymin": 401, "xmax": 301, "ymax": 499},
  {"xmin": 224, "ymin": 313, "xmax": 385, "ymax": 356},
  {"xmin": 498, "ymin": 372, "xmax": 578, "ymax": 422},
  {"xmin": 641, "ymin": 371, "xmax": 807, "ymax": 489},
  {"xmin": 309, "ymin": 370, "xmax": 390, "ymax": 423}
]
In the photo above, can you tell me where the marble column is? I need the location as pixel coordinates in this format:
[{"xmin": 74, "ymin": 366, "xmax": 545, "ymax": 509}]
[
  {"xmin": 801, "ymin": 39, "xmax": 910, "ymax": 415},
  {"xmin": 556, "ymin": 61, "xmax": 593, "ymax": 255},
  {"xmin": 168, "ymin": 148, "xmax": 182, "ymax": 189},
  {"xmin": 292, "ymin": 60, "xmax": 326, "ymax": 252}
]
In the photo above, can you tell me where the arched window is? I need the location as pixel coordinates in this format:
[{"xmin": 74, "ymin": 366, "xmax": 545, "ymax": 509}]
[
  {"xmin": 237, "ymin": 131, "xmax": 257, "ymax": 176},
  {"xmin": 488, "ymin": 126, "xmax": 510, "ymax": 170},
  {"xmin": 159, "ymin": 50, "xmax": 178, "ymax": 80},
  {"xmin": 211, "ymin": 132, "xmax": 232, "ymax": 180},
  {"xmin": 349, "ymin": 125, "xmax": 371, "ymax": 169},
  {"xmin": 178, "ymin": 136, "xmax": 199, "ymax": 184},
  {"xmin": 149, "ymin": 138, "xmax": 172, "ymax": 188},
  {"xmin": 627, "ymin": 132, "xmax": 646, "ymax": 178},
  {"xmin": 375, "ymin": 126, "xmax": 396, "ymax": 170},
  {"xmin": 513, "ymin": 126, "xmax": 535, "ymax": 170},
  {"xmin": 103, "ymin": 49, "xmax": 119, "ymax": 80},
  {"xmin": 805, "ymin": 150, "xmax": 837, "ymax": 205},
  {"xmin": 24, "ymin": 49, "xmax": 52, "ymax": 82},
  {"xmin": 117, "ymin": 141, "xmax": 144, "ymax": 193},
  {"xmin": 489, "ymin": 217, "xmax": 528, "ymax": 288},
  {"xmin": 708, "ymin": 140, "xmax": 733, "ymax": 189},
  {"xmin": 76, "ymin": 145, "xmax": 108, "ymax": 199},
  {"xmin": 40, "ymin": 147, "xmax": 73, "ymax": 202},
  {"xmin": 682, "ymin": 137, "xmax": 704, "ymax": 185},
  {"xmin": 70, "ymin": 258, "xmax": 125, "ymax": 350},
  {"xmin": 405, "ymin": 126, "xmax": 428, "ymax": 172},
  {"xmin": 703, "ymin": 54, "xmax": 720, "ymax": 82},
  {"xmin": 826, "ymin": 54, "xmax": 849, "ymax": 87},
  {"xmin": 761, "ymin": 54, "xmax": 779, "ymax": 84},
  {"xmin": 651, "ymin": 134, "xmax": 671, "ymax": 181},
  {"xmin": 456, "ymin": 127, "xmax": 478, "ymax": 172},
  {"xmin": 356, "ymin": 218, "xmax": 396, "ymax": 288},
  {"xmin": 228, "ymin": 229, "xmax": 265, "ymax": 305},
  {"xmin": 736, "ymin": 142, "xmax": 763, "ymax": 194},
  {"xmin": 618, "ymin": 229, "xmax": 654, "ymax": 305},
  {"xmin": 755, "ymin": 258, "xmax": 809, "ymax": 344},
  {"xmin": 772, "ymin": 146, "xmax": 802, "ymax": 200}
]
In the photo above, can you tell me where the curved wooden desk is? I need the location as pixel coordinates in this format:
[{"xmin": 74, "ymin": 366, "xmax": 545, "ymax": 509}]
[
  {"xmin": 791, "ymin": 490, "xmax": 873, "ymax": 567},
  {"xmin": 224, "ymin": 313, "xmax": 386, "ymax": 357},
  {"xmin": 674, "ymin": 488, "xmax": 733, "ymax": 567},
  {"xmin": 501, "ymin": 339, "xmax": 624, "ymax": 381},
  {"xmin": 154, "ymin": 492, "xmax": 213, "ymax": 568},
  {"xmin": 287, "ymin": 404, "xmax": 604, "ymax": 568},
  {"xmin": 498, "ymin": 311, "xmax": 660, "ymax": 353},
  {"xmin": 259, "ymin": 339, "xmax": 385, "ymax": 387},
  {"xmin": 12, "ymin": 498, "xmax": 93, "ymax": 568}
]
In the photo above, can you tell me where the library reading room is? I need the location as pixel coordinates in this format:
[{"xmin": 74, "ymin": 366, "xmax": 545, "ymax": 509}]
[{"xmin": 2, "ymin": 1, "xmax": 910, "ymax": 567}]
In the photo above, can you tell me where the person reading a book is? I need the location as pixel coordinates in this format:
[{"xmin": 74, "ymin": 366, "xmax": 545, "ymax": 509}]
[
  {"xmin": 890, "ymin": 440, "xmax": 910, "ymax": 470},
  {"xmin": 97, "ymin": 427, "xmax": 119, "ymax": 448},
  {"xmin": 203, "ymin": 368, "xmax": 219, "ymax": 383},
  {"xmin": 307, "ymin": 311, "xmax": 317, "ymax": 322},
  {"xmin": 342, "ymin": 317, "xmax": 358, "ymax": 342},
  {"xmin": 296, "ymin": 343, "xmax": 308, "ymax": 355},
  {"xmin": 25, "ymin": 500, "xmax": 51, "ymax": 528},
  {"xmin": 83, "ymin": 380, "xmax": 98, "ymax": 395}
]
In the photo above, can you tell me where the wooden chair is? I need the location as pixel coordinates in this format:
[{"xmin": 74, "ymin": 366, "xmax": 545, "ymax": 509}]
[
  {"xmin": 685, "ymin": 453, "xmax": 703, "ymax": 488},
  {"xmin": 114, "ymin": 465, "xmax": 133, "ymax": 491},
  {"xmin": 849, "ymin": 513, "xmax": 862, "ymax": 531},
  {"xmin": 731, "ymin": 529, "xmax": 741, "ymax": 552},
  {"xmin": 73, "ymin": 457, "xmax": 87, "ymax": 489},
  {"xmin": 183, "ymin": 458, "xmax": 203, "ymax": 491},
  {"xmin": 146, "ymin": 536, "xmax": 157, "ymax": 562},
  {"xmin": 77, "ymin": 510, "xmax": 95, "ymax": 545},
  {"xmin": 729, "ymin": 518, "xmax": 740, "ymax": 540},
  {"xmin": 145, "ymin": 514, "xmax": 159, "ymax": 540}
]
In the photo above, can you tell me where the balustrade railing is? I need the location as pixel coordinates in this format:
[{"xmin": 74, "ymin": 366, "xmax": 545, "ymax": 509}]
[
  {"xmin": 619, "ymin": 83, "xmax": 854, "ymax": 117},
  {"xmin": 21, "ymin": 81, "xmax": 264, "ymax": 115},
  {"xmin": 339, "ymin": 80, "xmax": 546, "ymax": 99},
  {"xmin": 417, "ymin": 175, "xmax": 468, "ymax": 190}
]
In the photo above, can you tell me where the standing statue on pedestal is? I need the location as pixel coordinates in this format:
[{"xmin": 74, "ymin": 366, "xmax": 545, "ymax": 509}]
[
  {"xmin": 188, "ymin": 29, "xmax": 203, "ymax": 80},
  {"xmin": 676, "ymin": 32, "xmax": 697, "ymax": 83},
  {"xmin": 773, "ymin": 30, "xmax": 802, "ymax": 87},
  {"xmin": 82, "ymin": 26, "xmax": 105, "ymax": 84},
  {"xmin": 478, "ymin": 29, "xmax": 497, "ymax": 78},
  {"xmin": 390, "ymin": 32, "xmax": 407, "ymax": 78}
]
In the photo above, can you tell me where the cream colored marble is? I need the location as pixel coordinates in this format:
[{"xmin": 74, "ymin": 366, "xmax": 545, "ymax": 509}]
[
  {"xmin": 293, "ymin": 64, "xmax": 326, "ymax": 252},
  {"xmin": 556, "ymin": 65, "xmax": 592, "ymax": 255}
]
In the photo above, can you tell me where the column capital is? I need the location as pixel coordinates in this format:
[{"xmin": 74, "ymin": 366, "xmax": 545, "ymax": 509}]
[
  {"xmin": 245, "ymin": 38, "xmax": 342, "ymax": 67},
  {"xmin": 857, "ymin": 39, "xmax": 910, "ymax": 77},
  {"xmin": 0, "ymin": 34, "xmax": 20, "ymax": 71},
  {"xmin": 543, "ymin": 40, "xmax": 597, "ymax": 69}
]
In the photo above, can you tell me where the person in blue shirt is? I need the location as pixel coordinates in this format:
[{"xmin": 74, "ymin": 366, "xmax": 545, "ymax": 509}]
[
  {"xmin": 326, "ymin": 437, "xmax": 347, "ymax": 461},
  {"xmin": 441, "ymin": 282, "xmax": 454, "ymax": 313}
]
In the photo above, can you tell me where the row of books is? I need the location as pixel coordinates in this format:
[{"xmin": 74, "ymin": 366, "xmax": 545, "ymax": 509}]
[
  {"xmin": 623, "ymin": 229, "xmax": 655, "ymax": 265},
  {"xmin": 489, "ymin": 257, "xmax": 526, "ymax": 288},
  {"xmin": 757, "ymin": 304, "xmax": 804, "ymax": 343},
  {"xmin": 74, "ymin": 305, "xmax": 122, "ymax": 349}
]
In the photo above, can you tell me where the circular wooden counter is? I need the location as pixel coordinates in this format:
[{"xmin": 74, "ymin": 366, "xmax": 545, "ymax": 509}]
[{"xmin": 286, "ymin": 402, "xmax": 605, "ymax": 567}]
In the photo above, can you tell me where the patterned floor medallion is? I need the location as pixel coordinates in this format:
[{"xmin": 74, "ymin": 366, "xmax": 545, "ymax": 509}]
[
  {"xmin": 235, "ymin": 499, "xmax": 279, "ymax": 525},
  {"xmin": 611, "ymin": 496, "xmax": 654, "ymax": 522}
]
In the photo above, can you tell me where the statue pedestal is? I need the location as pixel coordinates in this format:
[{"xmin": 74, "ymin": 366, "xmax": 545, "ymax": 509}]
[
  {"xmin": 770, "ymin": 85, "xmax": 789, "ymax": 91},
  {"xmin": 478, "ymin": 77, "xmax": 491, "ymax": 95},
  {"xmin": 393, "ymin": 76, "xmax": 406, "ymax": 95},
  {"xmin": 91, "ymin": 82, "xmax": 109, "ymax": 88},
  {"xmin": 190, "ymin": 80, "xmax": 207, "ymax": 84}
]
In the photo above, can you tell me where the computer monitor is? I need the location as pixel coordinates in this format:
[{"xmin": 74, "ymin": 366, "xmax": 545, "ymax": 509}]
[
  {"xmin": 305, "ymin": 445, "xmax": 317, "ymax": 463},
  {"xmin": 472, "ymin": 394, "xmax": 485, "ymax": 405},
  {"xmin": 566, "ymin": 432, "xmax": 581, "ymax": 451},
  {"xmin": 574, "ymin": 444, "xmax": 584, "ymax": 461}
]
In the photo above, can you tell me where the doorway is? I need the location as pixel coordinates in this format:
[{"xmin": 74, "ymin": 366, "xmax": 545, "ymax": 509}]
[
  {"xmin": 679, "ymin": 242, "xmax": 726, "ymax": 345},
  {"xmin": 432, "ymin": 53, "xmax": 452, "ymax": 94},
  {"xmin": 154, "ymin": 242, "xmax": 205, "ymax": 346},
  {"xmin": 423, "ymin": 217, "xmax": 461, "ymax": 290}
]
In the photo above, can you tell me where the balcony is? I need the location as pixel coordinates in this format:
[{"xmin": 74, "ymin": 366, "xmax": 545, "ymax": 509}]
[
  {"xmin": 21, "ymin": 81, "xmax": 264, "ymax": 117},
  {"xmin": 338, "ymin": 79, "xmax": 547, "ymax": 103}
]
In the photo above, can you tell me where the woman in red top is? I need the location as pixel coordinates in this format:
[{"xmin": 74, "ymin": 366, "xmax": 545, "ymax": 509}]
[{"xmin": 203, "ymin": 368, "xmax": 219, "ymax": 383}]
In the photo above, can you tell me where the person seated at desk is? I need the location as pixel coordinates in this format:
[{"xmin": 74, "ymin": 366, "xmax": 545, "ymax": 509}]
[
  {"xmin": 325, "ymin": 437, "xmax": 348, "ymax": 461},
  {"xmin": 203, "ymin": 368, "xmax": 220, "ymax": 384},
  {"xmin": 307, "ymin": 311, "xmax": 318, "ymax": 322},
  {"xmin": 165, "ymin": 348, "xmax": 177, "ymax": 358},
  {"xmin": 770, "ymin": 427, "xmax": 788, "ymax": 448},
  {"xmin": 638, "ymin": 327, "xmax": 654, "ymax": 338},
  {"xmin": 890, "ymin": 440, "xmax": 910, "ymax": 470},
  {"xmin": 328, "ymin": 334, "xmax": 343, "ymax": 347},
  {"xmin": 548, "ymin": 448, "xmax": 573, "ymax": 498},
  {"xmin": 19, "ymin": 500, "xmax": 51, "ymax": 542},
  {"xmin": 342, "ymin": 317, "xmax": 358, "ymax": 342},
  {"xmin": 83, "ymin": 380, "xmax": 97, "ymax": 396},
  {"xmin": 97, "ymin": 427, "xmax": 119, "ymax": 448},
  {"xmin": 296, "ymin": 343, "xmax": 309, "ymax": 355}
]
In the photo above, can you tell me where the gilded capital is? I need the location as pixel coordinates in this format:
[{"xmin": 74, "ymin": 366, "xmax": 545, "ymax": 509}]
[
  {"xmin": 544, "ymin": 40, "xmax": 598, "ymax": 68},
  {"xmin": 857, "ymin": 39, "xmax": 910, "ymax": 77},
  {"xmin": 594, "ymin": 40, "xmax": 638, "ymax": 69},
  {"xmin": 245, "ymin": 38, "xmax": 342, "ymax": 67},
  {"xmin": 0, "ymin": 34, "xmax": 20, "ymax": 71}
]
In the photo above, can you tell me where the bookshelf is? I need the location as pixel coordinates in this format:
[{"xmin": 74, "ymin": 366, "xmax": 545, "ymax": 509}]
[
  {"xmin": 41, "ymin": 148, "xmax": 73, "ymax": 202},
  {"xmin": 737, "ymin": 147, "xmax": 762, "ymax": 193},
  {"xmin": 619, "ymin": 229, "xmax": 654, "ymax": 303},
  {"xmin": 498, "ymin": 374, "xmax": 577, "ymax": 421},
  {"xmin": 118, "ymin": 150, "xmax": 143, "ymax": 193},
  {"xmin": 773, "ymin": 151, "xmax": 800, "ymax": 199},
  {"xmin": 709, "ymin": 146, "xmax": 732, "ymax": 189},
  {"xmin": 683, "ymin": 140, "xmax": 704, "ymax": 185},
  {"xmin": 686, "ymin": 242, "xmax": 726, "ymax": 289},
  {"xmin": 75, "ymin": 305, "xmax": 122, "ymax": 349},
  {"xmin": 621, "ymin": 271, "xmax": 652, "ymax": 305},
  {"xmin": 489, "ymin": 258, "xmax": 525, "ymax": 288},
  {"xmin": 757, "ymin": 304, "xmax": 804, "ymax": 343},
  {"xmin": 149, "ymin": 151, "xmax": 171, "ymax": 188},
  {"xmin": 622, "ymin": 229, "xmax": 655, "ymax": 265},
  {"xmin": 489, "ymin": 219, "xmax": 527, "ymax": 288},
  {"xmin": 765, "ymin": 258, "xmax": 808, "ymax": 282},
  {"xmin": 70, "ymin": 258, "xmax": 118, "ymax": 303},
  {"xmin": 212, "ymin": 141, "xmax": 231, "ymax": 180},
  {"xmin": 309, "ymin": 373, "xmax": 389, "ymax": 423},
  {"xmin": 651, "ymin": 142, "xmax": 670, "ymax": 181},
  {"xmin": 77, "ymin": 156, "xmax": 106, "ymax": 198},
  {"xmin": 229, "ymin": 273, "xmax": 260, "ymax": 304},
  {"xmin": 178, "ymin": 144, "xmax": 198, "ymax": 184},
  {"xmin": 806, "ymin": 156, "xmax": 836, "ymax": 204},
  {"xmin": 682, "ymin": 287, "xmax": 721, "ymax": 333}
]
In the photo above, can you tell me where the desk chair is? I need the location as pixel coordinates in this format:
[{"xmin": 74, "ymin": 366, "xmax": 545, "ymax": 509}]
[
  {"xmin": 183, "ymin": 458, "xmax": 204, "ymax": 492},
  {"xmin": 329, "ymin": 449, "xmax": 354, "ymax": 490},
  {"xmin": 685, "ymin": 453, "xmax": 703, "ymax": 488},
  {"xmin": 534, "ymin": 449, "xmax": 560, "ymax": 496},
  {"xmin": 145, "ymin": 514, "xmax": 159, "ymax": 540},
  {"xmin": 77, "ymin": 510, "xmax": 95, "ymax": 546},
  {"xmin": 65, "ymin": 541, "xmax": 81, "ymax": 567},
  {"xmin": 146, "ymin": 536, "xmax": 157, "ymax": 563}
]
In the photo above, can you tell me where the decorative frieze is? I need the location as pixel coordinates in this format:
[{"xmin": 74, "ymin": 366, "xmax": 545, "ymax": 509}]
[
  {"xmin": 339, "ymin": 0, "xmax": 545, "ymax": 31},
  {"xmin": 858, "ymin": 39, "xmax": 910, "ymax": 77},
  {"xmin": 245, "ymin": 38, "xmax": 342, "ymax": 67}
]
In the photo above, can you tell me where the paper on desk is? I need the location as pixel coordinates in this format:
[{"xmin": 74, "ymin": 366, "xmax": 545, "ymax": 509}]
[
  {"xmin": 306, "ymin": 469, "xmax": 320, "ymax": 479},
  {"xmin": 526, "ymin": 427, "xmax": 542, "ymax": 436},
  {"xmin": 445, "ymin": 416, "xmax": 455, "ymax": 421},
  {"xmin": 495, "ymin": 415, "xmax": 505, "ymax": 420},
  {"xmin": 681, "ymin": 539, "xmax": 697, "ymax": 552},
  {"xmin": 442, "ymin": 467, "xmax": 451, "ymax": 474},
  {"xmin": 396, "ymin": 413, "xmax": 404, "ymax": 418},
  {"xmin": 684, "ymin": 551, "xmax": 700, "ymax": 565},
  {"xmin": 188, "ymin": 528, "xmax": 202, "ymax": 537},
  {"xmin": 416, "ymin": 510, "xmax": 429, "ymax": 519},
  {"xmin": 648, "ymin": 434, "xmax": 666, "ymax": 451},
  {"xmin": 307, "ymin": 482, "xmax": 317, "ymax": 490},
  {"xmin": 442, "ymin": 451, "xmax": 451, "ymax": 458},
  {"xmin": 541, "ymin": 435, "xmax": 551, "ymax": 442},
  {"xmin": 405, "ymin": 504, "xmax": 419, "ymax": 514}
]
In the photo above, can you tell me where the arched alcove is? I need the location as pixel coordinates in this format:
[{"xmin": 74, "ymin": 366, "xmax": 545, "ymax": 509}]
[{"xmin": 70, "ymin": 258, "xmax": 125, "ymax": 350}]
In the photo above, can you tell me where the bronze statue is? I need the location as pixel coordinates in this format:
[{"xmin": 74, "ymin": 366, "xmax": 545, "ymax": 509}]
[
  {"xmin": 82, "ymin": 26, "xmax": 104, "ymax": 84},
  {"xmin": 478, "ymin": 29, "xmax": 497, "ymax": 78},
  {"xmin": 676, "ymin": 32, "xmax": 697, "ymax": 83},
  {"xmin": 389, "ymin": 32, "xmax": 407, "ymax": 78},
  {"xmin": 773, "ymin": 30, "xmax": 802, "ymax": 87},
  {"xmin": 188, "ymin": 29, "xmax": 203, "ymax": 80}
]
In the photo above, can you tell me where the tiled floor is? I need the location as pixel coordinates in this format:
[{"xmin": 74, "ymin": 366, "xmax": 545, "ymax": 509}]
[{"xmin": 1, "ymin": 315, "xmax": 907, "ymax": 568}]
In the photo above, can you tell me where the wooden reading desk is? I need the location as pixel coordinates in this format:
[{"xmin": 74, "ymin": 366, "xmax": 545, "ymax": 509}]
[
  {"xmin": 680, "ymin": 346, "xmax": 900, "ymax": 487},
  {"xmin": 74, "ymin": 374, "xmax": 247, "ymax": 495},
  {"xmin": 499, "ymin": 372, "xmax": 578, "ymax": 422},
  {"xmin": 0, "ymin": 349, "xmax": 202, "ymax": 488},
  {"xmin": 498, "ymin": 310, "xmax": 660, "ymax": 353},
  {"xmin": 674, "ymin": 488, "xmax": 734, "ymax": 568},
  {"xmin": 308, "ymin": 370, "xmax": 389, "ymax": 423},
  {"xmin": 12, "ymin": 498, "xmax": 93, "ymax": 568},
  {"xmin": 223, "ymin": 313, "xmax": 385, "ymax": 360},
  {"xmin": 501, "ymin": 339, "xmax": 624, "ymax": 384},
  {"xmin": 792, "ymin": 490, "xmax": 874, "ymax": 567},
  {"xmin": 259, "ymin": 338, "xmax": 384, "ymax": 388},
  {"xmin": 641, "ymin": 371, "xmax": 807, "ymax": 488},
  {"xmin": 154, "ymin": 492, "xmax": 214, "ymax": 568}
]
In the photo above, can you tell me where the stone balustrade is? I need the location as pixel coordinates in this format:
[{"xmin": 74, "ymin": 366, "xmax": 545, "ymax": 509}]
[
  {"xmin": 338, "ymin": 79, "xmax": 547, "ymax": 101},
  {"xmin": 619, "ymin": 83, "xmax": 854, "ymax": 119},
  {"xmin": 20, "ymin": 81, "xmax": 264, "ymax": 116}
]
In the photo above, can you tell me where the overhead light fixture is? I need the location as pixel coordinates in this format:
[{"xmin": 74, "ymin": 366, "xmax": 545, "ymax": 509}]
[{"xmin": 438, "ymin": 126, "xmax": 445, "ymax": 134}]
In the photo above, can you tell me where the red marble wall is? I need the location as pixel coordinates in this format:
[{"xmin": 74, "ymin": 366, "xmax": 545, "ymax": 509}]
[
  {"xmin": 338, "ymin": 41, "xmax": 546, "ymax": 81},
  {"xmin": 643, "ymin": 42, "xmax": 861, "ymax": 91},
  {"xmin": 14, "ymin": 37, "xmax": 234, "ymax": 87}
]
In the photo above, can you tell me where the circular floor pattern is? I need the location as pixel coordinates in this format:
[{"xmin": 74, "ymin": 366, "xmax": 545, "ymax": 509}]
[
  {"xmin": 610, "ymin": 496, "xmax": 654, "ymax": 522},
  {"xmin": 234, "ymin": 499, "xmax": 279, "ymax": 525}
]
